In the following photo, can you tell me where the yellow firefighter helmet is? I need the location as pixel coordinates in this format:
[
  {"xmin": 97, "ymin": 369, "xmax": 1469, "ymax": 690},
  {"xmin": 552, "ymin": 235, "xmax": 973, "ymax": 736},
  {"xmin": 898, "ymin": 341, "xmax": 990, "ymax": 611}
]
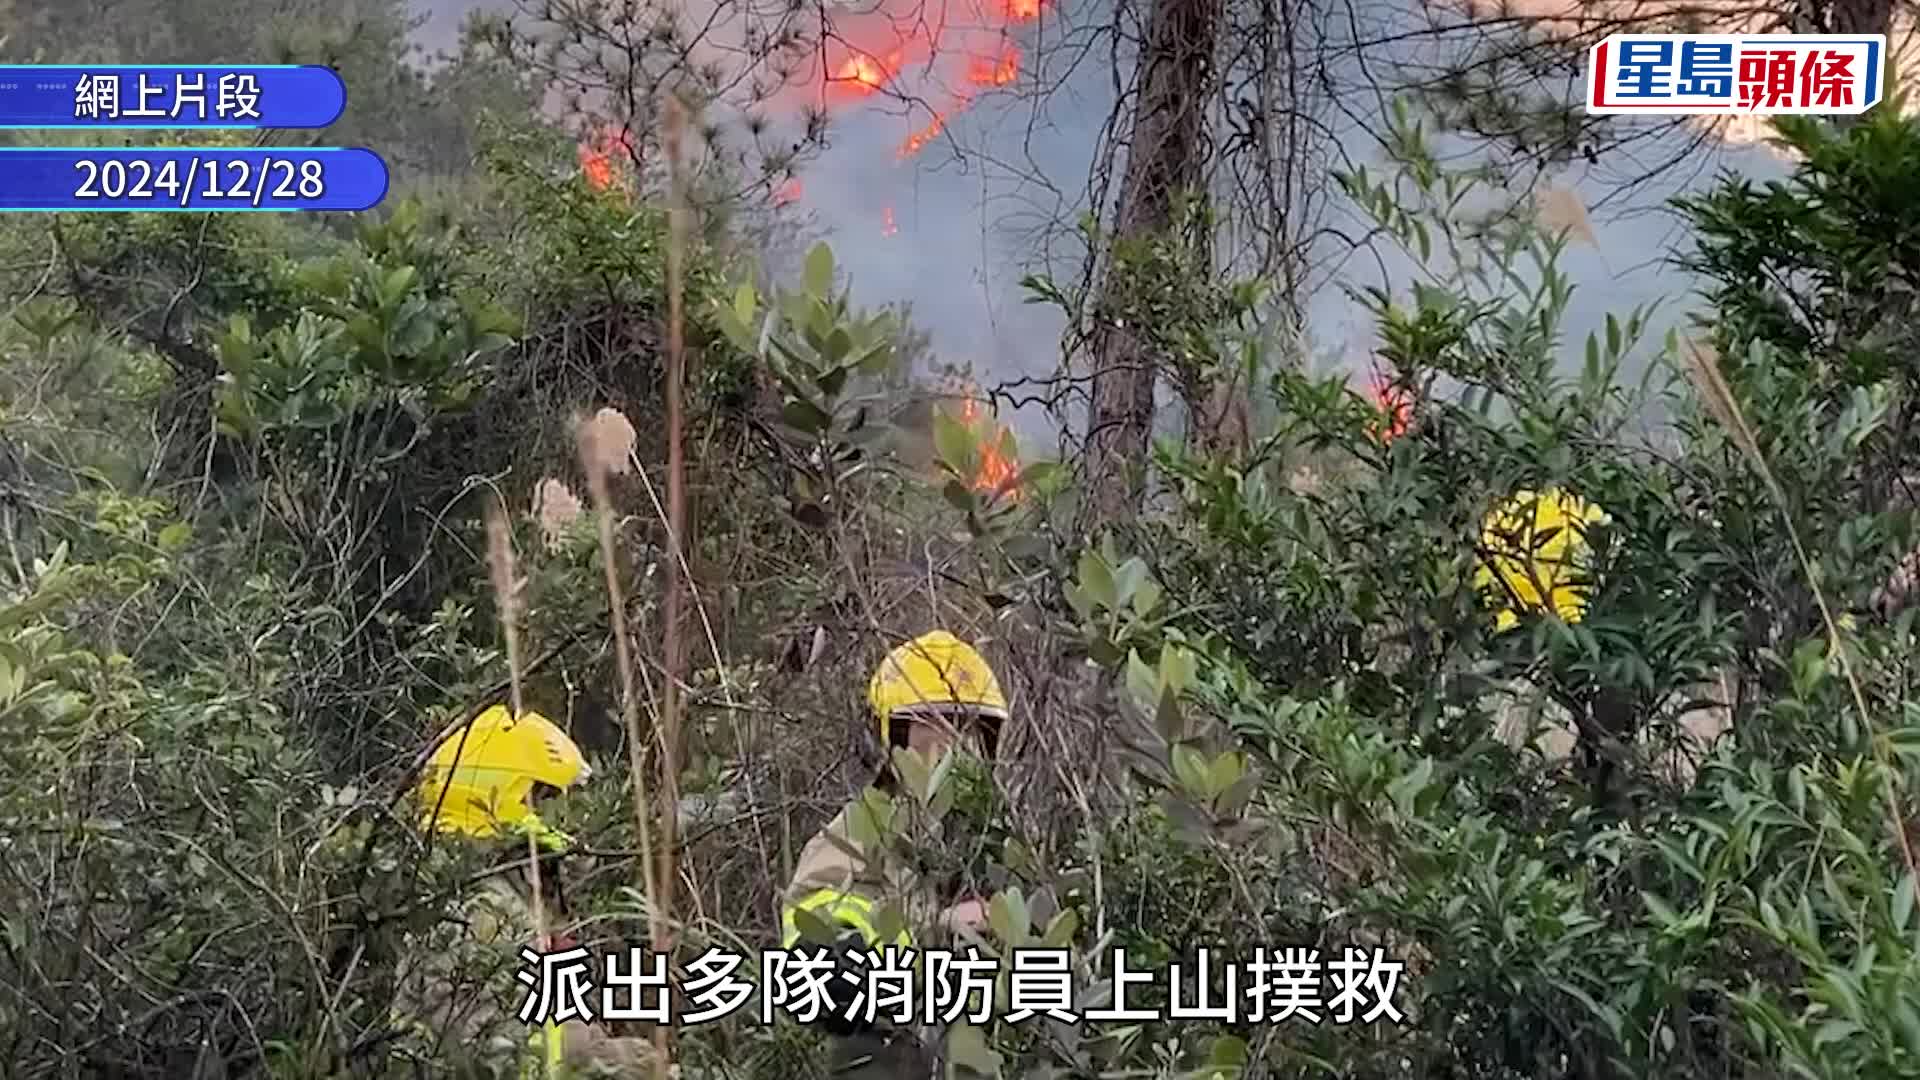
[
  {"xmin": 867, "ymin": 630, "xmax": 1009, "ymax": 747},
  {"xmin": 1474, "ymin": 487, "xmax": 1610, "ymax": 632},
  {"xmin": 417, "ymin": 705, "xmax": 589, "ymax": 850}
]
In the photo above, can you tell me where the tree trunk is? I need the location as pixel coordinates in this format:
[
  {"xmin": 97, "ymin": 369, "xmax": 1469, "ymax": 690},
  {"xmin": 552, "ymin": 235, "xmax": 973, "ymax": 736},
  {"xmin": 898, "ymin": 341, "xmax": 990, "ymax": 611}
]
[
  {"xmin": 1796, "ymin": 0, "xmax": 1893, "ymax": 134},
  {"xmin": 1825, "ymin": 0, "xmax": 1894, "ymax": 35},
  {"xmin": 1079, "ymin": 0, "xmax": 1224, "ymax": 531}
]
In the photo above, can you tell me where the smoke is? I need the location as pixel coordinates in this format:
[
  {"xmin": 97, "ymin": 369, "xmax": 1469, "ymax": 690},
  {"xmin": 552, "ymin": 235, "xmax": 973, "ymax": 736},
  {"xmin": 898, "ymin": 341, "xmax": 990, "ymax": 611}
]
[
  {"xmin": 1419, "ymin": 0, "xmax": 1920, "ymax": 161},
  {"xmin": 409, "ymin": 0, "xmax": 1842, "ymax": 448},
  {"xmin": 411, "ymin": 0, "xmax": 1105, "ymax": 442}
]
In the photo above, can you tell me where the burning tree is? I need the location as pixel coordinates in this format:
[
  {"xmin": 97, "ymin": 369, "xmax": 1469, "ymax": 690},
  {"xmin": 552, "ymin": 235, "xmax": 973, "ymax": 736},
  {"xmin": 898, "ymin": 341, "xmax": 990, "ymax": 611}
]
[
  {"xmin": 577, "ymin": 123, "xmax": 634, "ymax": 193},
  {"xmin": 1365, "ymin": 365, "xmax": 1412, "ymax": 445},
  {"xmin": 930, "ymin": 377, "xmax": 1026, "ymax": 505},
  {"xmin": 472, "ymin": 0, "xmax": 822, "ymax": 209},
  {"xmin": 952, "ymin": 387, "xmax": 1023, "ymax": 501}
]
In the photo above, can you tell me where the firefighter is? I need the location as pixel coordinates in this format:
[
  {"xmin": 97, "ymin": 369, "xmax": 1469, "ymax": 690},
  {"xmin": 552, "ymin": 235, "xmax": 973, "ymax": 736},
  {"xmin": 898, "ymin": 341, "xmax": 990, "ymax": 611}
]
[
  {"xmin": 401, "ymin": 704, "xmax": 656, "ymax": 1078},
  {"xmin": 1475, "ymin": 486, "xmax": 1610, "ymax": 632},
  {"xmin": 780, "ymin": 631, "xmax": 1011, "ymax": 1079}
]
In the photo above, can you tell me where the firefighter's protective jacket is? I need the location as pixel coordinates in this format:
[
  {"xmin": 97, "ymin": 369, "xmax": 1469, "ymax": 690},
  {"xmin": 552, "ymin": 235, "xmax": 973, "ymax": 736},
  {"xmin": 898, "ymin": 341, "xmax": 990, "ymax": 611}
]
[
  {"xmin": 781, "ymin": 782, "xmax": 997, "ymax": 1079},
  {"xmin": 396, "ymin": 868, "xmax": 656, "ymax": 1078},
  {"xmin": 782, "ymin": 794, "xmax": 928, "ymax": 950}
]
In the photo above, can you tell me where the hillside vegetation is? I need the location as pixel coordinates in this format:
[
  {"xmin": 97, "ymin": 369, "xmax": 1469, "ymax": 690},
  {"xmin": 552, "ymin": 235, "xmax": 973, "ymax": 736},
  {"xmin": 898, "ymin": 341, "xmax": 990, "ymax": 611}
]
[{"xmin": 5, "ymin": 5, "xmax": 1920, "ymax": 1078}]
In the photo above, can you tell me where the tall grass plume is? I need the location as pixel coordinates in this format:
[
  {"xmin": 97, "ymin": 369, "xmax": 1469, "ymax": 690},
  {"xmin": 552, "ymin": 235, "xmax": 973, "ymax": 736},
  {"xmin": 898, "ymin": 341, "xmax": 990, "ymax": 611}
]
[
  {"xmin": 484, "ymin": 500, "xmax": 556, "ymax": 1076},
  {"xmin": 576, "ymin": 406, "xmax": 667, "ymax": 1076},
  {"xmin": 1683, "ymin": 336, "xmax": 1919, "ymax": 881},
  {"xmin": 651, "ymin": 89, "xmax": 695, "ymax": 1073}
]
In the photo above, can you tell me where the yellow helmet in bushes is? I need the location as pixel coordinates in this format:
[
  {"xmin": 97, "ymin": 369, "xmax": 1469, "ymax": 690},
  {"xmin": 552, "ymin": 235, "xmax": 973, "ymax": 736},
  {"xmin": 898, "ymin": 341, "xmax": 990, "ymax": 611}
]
[
  {"xmin": 417, "ymin": 705, "xmax": 590, "ymax": 850},
  {"xmin": 868, "ymin": 631, "xmax": 1009, "ymax": 747},
  {"xmin": 1474, "ymin": 487, "xmax": 1610, "ymax": 632}
]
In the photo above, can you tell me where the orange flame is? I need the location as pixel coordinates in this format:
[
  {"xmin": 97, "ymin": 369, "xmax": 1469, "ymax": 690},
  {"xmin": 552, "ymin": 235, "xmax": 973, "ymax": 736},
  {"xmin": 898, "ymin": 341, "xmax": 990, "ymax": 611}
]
[
  {"xmin": 581, "ymin": 148, "xmax": 615, "ymax": 191},
  {"xmin": 772, "ymin": 176, "xmax": 803, "ymax": 206},
  {"xmin": 882, "ymin": 206, "xmax": 898, "ymax": 236},
  {"xmin": 948, "ymin": 383, "xmax": 1022, "ymax": 501},
  {"xmin": 976, "ymin": 431, "xmax": 1020, "ymax": 499},
  {"xmin": 1365, "ymin": 366, "xmax": 1412, "ymax": 444},
  {"xmin": 898, "ymin": 110, "xmax": 949, "ymax": 158},
  {"xmin": 578, "ymin": 125, "xmax": 632, "ymax": 192},
  {"xmin": 967, "ymin": 45, "xmax": 1021, "ymax": 87},
  {"xmin": 813, "ymin": 0, "xmax": 1039, "ymax": 159},
  {"xmin": 805, "ymin": 0, "xmax": 1045, "ymax": 162},
  {"xmin": 833, "ymin": 49, "xmax": 901, "ymax": 97},
  {"xmin": 897, "ymin": 44, "xmax": 1022, "ymax": 160}
]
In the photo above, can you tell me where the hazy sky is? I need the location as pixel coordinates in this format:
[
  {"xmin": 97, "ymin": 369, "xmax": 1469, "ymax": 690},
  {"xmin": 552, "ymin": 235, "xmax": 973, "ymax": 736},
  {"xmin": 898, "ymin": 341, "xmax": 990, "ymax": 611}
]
[{"xmin": 408, "ymin": 0, "xmax": 1801, "ymax": 441}]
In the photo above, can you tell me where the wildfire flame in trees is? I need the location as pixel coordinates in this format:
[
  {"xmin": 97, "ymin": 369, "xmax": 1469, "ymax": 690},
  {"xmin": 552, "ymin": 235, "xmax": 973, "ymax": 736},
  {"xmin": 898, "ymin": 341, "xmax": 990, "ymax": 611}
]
[
  {"xmin": 898, "ymin": 111, "xmax": 950, "ymax": 158},
  {"xmin": 570, "ymin": 0, "xmax": 1050, "ymax": 207},
  {"xmin": 638, "ymin": 0, "xmax": 1051, "ymax": 232},
  {"xmin": 578, "ymin": 124, "xmax": 633, "ymax": 193},
  {"xmin": 882, "ymin": 206, "xmax": 898, "ymax": 236},
  {"xmin": 1365, "ymin": 366, "xmax": 1412, "ymax": 445},
  {"xmin": 832, "ymin": 48, "xmax": 904, "ymax": 98},
  {"xmin": 967, "ymin": 44, "xmax": 1021, "ymax": 87},
  {"xmin": 951, "ymin": 384, "xmax": 1023, "ymax": 501},
  {"xmin": 898, "ymin": 40, "xmax": 1024, "ymax": 159}
]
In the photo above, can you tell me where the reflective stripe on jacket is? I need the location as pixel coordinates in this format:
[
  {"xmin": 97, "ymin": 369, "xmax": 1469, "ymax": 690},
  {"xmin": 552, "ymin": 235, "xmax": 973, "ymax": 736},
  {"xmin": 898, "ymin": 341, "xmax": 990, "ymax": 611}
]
[
  {"xmin": 395, "ymin": 868, "xmax": 657, "ymax": 1076},
  {"xmin": 782, "ymin": 887, "xmax": 912, "ymax": 950},
  {"xmin": 780, "ymin": 796, "xmax": 931, "ymax": 949},
  {"xmin": 780, "ymin": 792, "xmax": 989, "ymax": 1079}
]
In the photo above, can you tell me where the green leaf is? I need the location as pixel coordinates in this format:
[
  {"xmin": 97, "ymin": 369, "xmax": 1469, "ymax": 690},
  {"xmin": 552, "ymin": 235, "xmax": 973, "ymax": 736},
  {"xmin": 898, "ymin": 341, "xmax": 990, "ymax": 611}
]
[
  {"xmin": 845, "ymin": 788, "xmax": 895, "ymax": 849},
  {"xmin": 1386, "ymin": 756, "xmax": 1434, "ymax": 817},
  {"xmin": 871, "ymin": 903, "xmax": 907, "ymax": 949},
  {"xmin": 381, "ymin": 265, "xmax": 417, "ymax": 304},
  {"xmin": 933, "ymin": 411, "xmax": 974, "ymax": 473},
  {"xmin": 1002, "ymin": 887, "xmax": 1030, "ymax": 943},
  {"xmin": 1125, "ymin": 649, "xmax": 1158, "ymax": 708},
  {"xmin": 942, "ymin": 479, "xmax": 976, "ymax": 514},
  {"xmin": 1172, "ymin": 744, "xmax": 1211, "ymax": 797},
  {"xmin": 855, "ymin": 340, "xmax": 895, "ymax": 375},
  {"xmin": 1077, "ymin": 550, "xmax": 1117, "ymax": 612},
  {"xmin": 1893, "ymin": 872, "xmax": 1917, "ymax": 934},
  {"xmin": 891, "ymin": 747, "xmax": 933, "ymax": 803},
  {"xmin": 1158, "ymin": 645, "xmax": 1196, "ymax": 694},
  {"xmin": 1207, "ymin": 1034, "xmax": 1249, "ymax": 1071},
  {"xmin": 1642, "ymin": 891, "xmax": 1680, "ymax": 930},
  {"xmin": 1206, "ymin": 752, "xmax": 1246, "ymax": 801},
  {"xmin": 155, "ymin": 522, "xmax": 193, "ymax": 553},
  {"xmin": 1017, "ymin": 459, "xmax": 1063, "ymax": 494},
  {"xmin": 1111, "ymin": 557, "xmax": 1148, "ymax": 609},
  {"xmin": 944, "ymin": 1022, "xmax": 1002, "ymax": 1075},
  {"xmin": 1892, "ymin": 999, "xmax": 1920, "ymax": 1056},
  {"xmin": 781, "ymin": 397, "xmax": 833, "ymax": 435},
  {"xmin": 732, "ymin": 282, "xmax": 757, "ymax": 329},
  {"xmin": 1040, "ymin": 908, "xmax": 1079, "ymax": 948},
  {"xmin": 821, "ymin": 326, "xmax": 854, "ymax": 366},
  {"xmin": 1156, "ymin": 685, "xmax": 1185, "ymax": 744},
  {"xmin": 987, "ymin": 890, "xmax": 1018, "ymax": 944},
  {"xmin": 803, "ymin": 243, "xmax": 835, "ymax": 298},
  {"xmin": 817, "ymin": 364, "xmax": 848, "ymax": 398},
  {"xmin": 790, "ymin": 906, "xmax": 839, "ymax": 946},
  {"xmin": 1131, "ymin": 578, "xmax": 1163, "ymax": 619}
]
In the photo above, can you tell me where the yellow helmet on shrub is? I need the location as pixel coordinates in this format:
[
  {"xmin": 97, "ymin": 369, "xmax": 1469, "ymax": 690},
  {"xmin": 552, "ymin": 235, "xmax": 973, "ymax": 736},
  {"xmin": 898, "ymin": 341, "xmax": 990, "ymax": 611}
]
[
  {"xmin": 417, "ymin": 705, "xmax": 590, "ymax": 850},
  {"xmin": 1474, "ymin": 487, "xmax": 1610, "ymax": 632},
  {"xmin": 868, "ymin": 631, "xmax": 1009, "ymax": 747}
]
